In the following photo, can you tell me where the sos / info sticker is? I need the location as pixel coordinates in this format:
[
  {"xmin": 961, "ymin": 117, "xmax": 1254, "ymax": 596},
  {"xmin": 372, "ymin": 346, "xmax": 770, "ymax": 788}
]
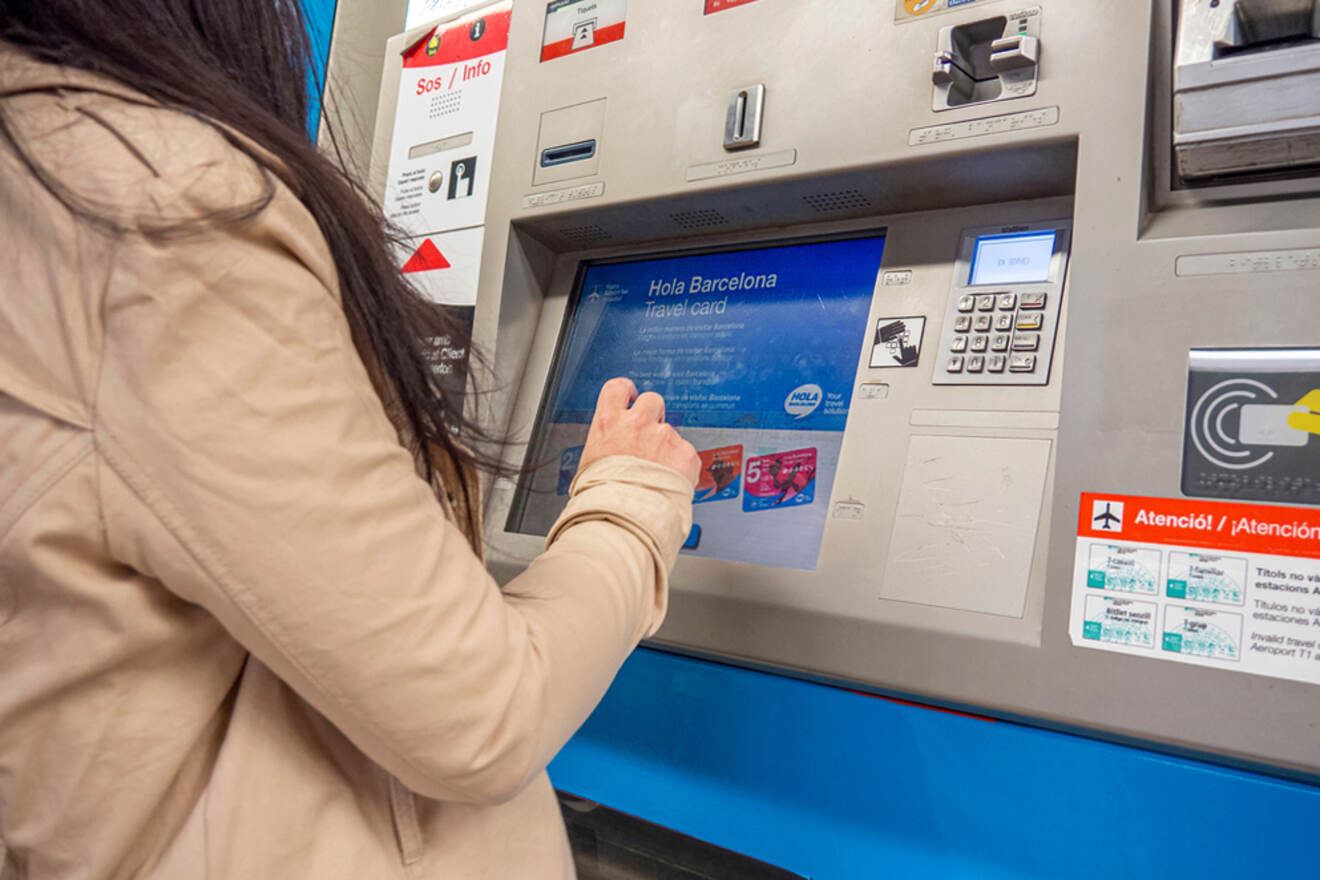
[
  {"xmin": 383, "ymin": 4, "xmax": 511, "ymax": 239},
  {"xmin": 541, "ymin": 0, "xmax": 627, "ymax": 62},
  {"xmin": 743, "ymin": 448, "xmax": 817, "ymax": 512},
  {"xmin": 1070, "ymin": 492, "xmax": 1320, "ymax": 686},
  {"xmin": 694, "ymin": 445, "xmax": 743, "ymax": 504}
]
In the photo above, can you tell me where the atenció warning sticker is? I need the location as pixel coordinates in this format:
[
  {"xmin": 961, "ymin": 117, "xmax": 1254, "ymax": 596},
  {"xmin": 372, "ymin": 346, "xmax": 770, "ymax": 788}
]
[{"xmin": 1070, "ymin": 492, "xmax": 1320, "ymax": 684}]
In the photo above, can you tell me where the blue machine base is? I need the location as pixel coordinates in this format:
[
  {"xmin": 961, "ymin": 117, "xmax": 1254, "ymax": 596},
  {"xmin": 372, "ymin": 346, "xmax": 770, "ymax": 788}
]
[{"xmin": 551, "ymin": 648, "xmax": 1320, "ymax": 879}]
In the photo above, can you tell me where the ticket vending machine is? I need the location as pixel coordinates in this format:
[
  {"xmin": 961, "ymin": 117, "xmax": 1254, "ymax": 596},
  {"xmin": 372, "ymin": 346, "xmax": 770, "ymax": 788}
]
[{"xmin": 322, "ymin": 1, "xmax": 1320, "ymax": 875}]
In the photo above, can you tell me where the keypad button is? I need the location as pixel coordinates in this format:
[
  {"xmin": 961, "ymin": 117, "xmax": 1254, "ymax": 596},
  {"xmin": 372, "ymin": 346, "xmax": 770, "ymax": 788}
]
[
  {"xmin": 1019, "ymin": 292, "xmax": 1047, "ymax": 309},
  {"xmin": 971, "ymin": 335, "xmax": 988, "ymax": 352},
  {"xmin": 1012, "ymin": 333, "xmax": 1039, "ymax": 351},
  {"xmin": 991, "ymin": 333, "xmax": 1011, "ymax": 352},
  {"xmin": 1009, "ymin": 354, "xmax": 1036, "ymax": 372},
  {"xmin": 1016, "ymin": 313, "xmax": 1043, "ymax": 331},
  {"xmin": 954, "ymin": 314, "xmax": 972, "ymax": 332},
  {"xmin": 994, "ymin": 313, "xmax": 1014, "ymax": 332},
  {"xmin": 996, "ymin": 293, "xmax": 1017, "ymax": 310},
  {"xmin": 950, "ymin": 336, "xmax": 968, "ymax": 352},
  {"xmin": 967, "ymin": 355, "xmax": 985, "ymax": 373},
  {"xmin": 987, "ymin": 354, "xmax": 1007, "ymax": 373},
  {"xmin": 957, "ymin": 295, "xmax": 976, "ymax": 312},
  {"xmin": 973, "ymin": 314, "xmax": 992, "ymax": 332},
  {"xmin": 947, "ymin": 355, "xmax": 965, "ymax": 373},
  {"xmin": 975, "ymin": 295, "xmax": 996, "ymax": 312}
]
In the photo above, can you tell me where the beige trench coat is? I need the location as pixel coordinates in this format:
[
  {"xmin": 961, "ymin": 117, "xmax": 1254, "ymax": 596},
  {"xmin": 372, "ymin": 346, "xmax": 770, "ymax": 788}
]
[{"xmin": 0, "ymin": 49, "xmax": 692, "ymax": 879}]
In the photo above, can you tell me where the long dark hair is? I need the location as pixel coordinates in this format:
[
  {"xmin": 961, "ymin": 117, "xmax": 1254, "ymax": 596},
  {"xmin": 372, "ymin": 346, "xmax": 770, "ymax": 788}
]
[{"xmin": 0, "ymin": 0, "xmax": 493, "ymax": 516}]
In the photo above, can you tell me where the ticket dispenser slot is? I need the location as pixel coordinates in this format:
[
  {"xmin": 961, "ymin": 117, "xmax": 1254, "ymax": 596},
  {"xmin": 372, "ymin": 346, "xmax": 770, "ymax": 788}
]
[
  {"xmin": 932, "ymin": 8, "xmax": 1041, "ymax": 111},
  {"xmin": 1174, "ymin": 0, "xmax": 1320, "ymax": 179}
]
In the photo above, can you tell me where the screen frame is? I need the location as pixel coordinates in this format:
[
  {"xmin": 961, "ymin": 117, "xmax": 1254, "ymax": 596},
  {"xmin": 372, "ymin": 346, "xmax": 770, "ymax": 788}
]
[
  {"xmin": 952, "ymin": 220, "xmax": 1070, "ymax": 291},
  {"xmin": 503, "ymin": 226, "xmax": 889, "ymax": 534},
  {"xmin": 967, "ymin": 229, "xmax": 1059, "ymax": 287}
]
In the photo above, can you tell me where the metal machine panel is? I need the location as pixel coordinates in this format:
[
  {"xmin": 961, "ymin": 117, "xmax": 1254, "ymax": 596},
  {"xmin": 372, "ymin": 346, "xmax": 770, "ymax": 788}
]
[{"xmin": 322, "ymin": 0, "xmax": 1320, "ymax": 781}]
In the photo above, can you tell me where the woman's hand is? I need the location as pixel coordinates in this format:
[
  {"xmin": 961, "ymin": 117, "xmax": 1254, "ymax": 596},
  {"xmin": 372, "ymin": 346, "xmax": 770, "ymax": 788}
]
[{"xmin": 579, "ymin": 378, "xmax": 701, "ymax": 488}]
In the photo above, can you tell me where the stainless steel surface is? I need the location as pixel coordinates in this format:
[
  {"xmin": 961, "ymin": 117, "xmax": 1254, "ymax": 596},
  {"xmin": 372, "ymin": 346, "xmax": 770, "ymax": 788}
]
[
  {"xmin": 321, "ymin": 0, "xmax": 1320, "ymax": 779},
  {"xmin": 1175, "ymin": 0, "xmax": 1320, "ymax": 178}
]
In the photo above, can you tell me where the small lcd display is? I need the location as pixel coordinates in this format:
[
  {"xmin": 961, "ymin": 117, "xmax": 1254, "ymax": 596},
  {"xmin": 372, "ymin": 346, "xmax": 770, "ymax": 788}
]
[
  {"xmin": 506, "ymin": 234, "xmax": 887, "ymax": 571},
  {"xmin": 968, "ymin": 230, "xmax": 1056, "ymax": 286}
]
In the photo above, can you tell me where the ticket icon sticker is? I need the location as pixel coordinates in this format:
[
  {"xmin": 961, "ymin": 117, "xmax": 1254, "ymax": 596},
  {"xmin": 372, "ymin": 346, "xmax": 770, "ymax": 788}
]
[
  {"xmin": 1162, "ymin": 606, "xmax": 1242, "ymax": 661},
  {"xmin": 1166, "ymin": 551, "xmax": 1246, "ymax": 605},
  {"xmin": 694, "ymin": 445, "xmax": 743, "ymax": 504},
  {"xmin": 1086, "ymin": 544, "xmax": 1160, "ymax": 594},
  {"xmin": 557, "ymin": 445, "xmax": 584, "ymax": 495},
  {"xmin": 743, "ymin": 447, "xmax": 817, "ymax": 512},
  {"xmin": 1082, "ymin": 595, "xmax": 1157, "ymax": 649}
]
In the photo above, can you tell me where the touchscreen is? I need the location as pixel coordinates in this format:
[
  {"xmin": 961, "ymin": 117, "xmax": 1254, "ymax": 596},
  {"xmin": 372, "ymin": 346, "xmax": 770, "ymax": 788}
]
[{"xmin": 507, "ymin": 234, "xmax": 886, "ymax": 570}]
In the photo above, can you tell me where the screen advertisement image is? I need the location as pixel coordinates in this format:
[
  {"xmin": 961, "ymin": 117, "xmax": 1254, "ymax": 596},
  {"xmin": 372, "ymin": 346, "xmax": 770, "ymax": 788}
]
[
  {"xmin": 969, "ymin": 230, "xmax": 1056, "ymax": 286},
  {"xmin": 507, "ymin": 234, "xmax": 887, "ymax": 570}
]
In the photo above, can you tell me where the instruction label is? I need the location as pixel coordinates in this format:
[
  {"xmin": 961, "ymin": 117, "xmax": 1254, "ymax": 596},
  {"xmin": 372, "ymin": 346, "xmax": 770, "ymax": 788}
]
[
  {"xmin": 541, "ymin": 0, "xmax": 627, "ymax": 62},
  {"xmin": 383, "ymin": 5, "xmax": 510, "ymax": 240},
  {"xmin": 1070, "ymin": 492, "xmax": 1320, "ymax": 685}
]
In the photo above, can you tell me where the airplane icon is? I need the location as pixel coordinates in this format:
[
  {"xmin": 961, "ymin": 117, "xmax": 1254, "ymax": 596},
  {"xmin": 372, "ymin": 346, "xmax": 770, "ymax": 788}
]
[{"xmin": 1092, "ymin": 501, "xmax": 1123, "ymax": 531}]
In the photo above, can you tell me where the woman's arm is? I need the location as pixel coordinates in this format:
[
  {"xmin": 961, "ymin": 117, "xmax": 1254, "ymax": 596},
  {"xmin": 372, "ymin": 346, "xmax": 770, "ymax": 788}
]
[{"xmin": 93, "ymin": 186, "xmax": 693, "ymax": 805}]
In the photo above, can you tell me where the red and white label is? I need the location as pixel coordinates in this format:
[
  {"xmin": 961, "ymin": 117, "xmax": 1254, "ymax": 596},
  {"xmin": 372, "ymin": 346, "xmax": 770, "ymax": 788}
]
[
  {"xmin": 383, "ymin": 3, "xmax": 511, "ymax": 239},
  {"xmin": 1070, "ymin": 492, "xmax": 1320, "ymax": 685},
  {"xmin": 1077, "ymin": 493, "xmax": 1320, "ymax": 560},
  {"xmin": 396, "ymin": 228, "xmax": 484, "ymax": 307},
  {"xmin": 402, "ymin": 8, "xmax": 511, "ymax": 68},
  {"xmin": 704, "ymin": 0, "xmax": 762, "ymax": 14},
  {"xmin": 541, "ymin": 0, "xmax": 627, "ymax": 62}
]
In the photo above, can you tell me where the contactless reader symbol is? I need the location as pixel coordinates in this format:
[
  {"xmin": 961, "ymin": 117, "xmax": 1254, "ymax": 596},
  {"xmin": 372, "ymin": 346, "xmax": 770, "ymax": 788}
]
[
  {"xmin": 447, "ymin": 156, "xmax": 477, "ymax": 200},
  {"xmin": 1092, "ymin": 500, "xmax": 1123, "ymax": 532},
  {"xmin": 1182, "ymin": 350, "xmax": 1320, "ymax": 504},
  {"xmin": 1188, "ymin": 378, "xmax": 1313, "ymax": 471}
]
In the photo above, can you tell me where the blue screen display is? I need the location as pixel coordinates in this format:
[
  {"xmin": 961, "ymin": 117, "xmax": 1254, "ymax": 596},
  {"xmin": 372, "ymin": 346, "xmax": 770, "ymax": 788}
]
[
  {"xmin": 968, "ymin": 230, "xmax": 1056, "ymax": 286},
  {"xmin": 509, "ymin": 234, "xmax": 887, "ymax": 570}
]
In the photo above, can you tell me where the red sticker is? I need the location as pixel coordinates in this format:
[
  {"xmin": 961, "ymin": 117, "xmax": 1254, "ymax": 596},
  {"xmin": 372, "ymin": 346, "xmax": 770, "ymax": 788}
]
[
  {"xmin": 400, "ymin": 238, "xmax": 452, "ymax": 273},
  {"xmin": 403, "ymin": 9, "xmax": 511, "ymax": 69},
  {"xmin": 1079, "ymin": 492, "xmax": 1320, "ymax": 561},
  {"xmin": 704, "ymin": 0, "xmax": 762, "ymax": 13}
]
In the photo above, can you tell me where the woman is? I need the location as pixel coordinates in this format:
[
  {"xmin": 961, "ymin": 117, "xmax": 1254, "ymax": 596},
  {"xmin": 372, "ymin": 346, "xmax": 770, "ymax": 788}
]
[{"xmin": 0, "ymin": 2, "xmax": 699, "ymax": 877}]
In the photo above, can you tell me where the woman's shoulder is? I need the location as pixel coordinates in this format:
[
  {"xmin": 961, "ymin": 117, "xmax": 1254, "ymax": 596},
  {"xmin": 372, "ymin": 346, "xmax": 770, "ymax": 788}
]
[{"xmin": 2, "ymin": 49, "xmax": 271, "ymax": 230}]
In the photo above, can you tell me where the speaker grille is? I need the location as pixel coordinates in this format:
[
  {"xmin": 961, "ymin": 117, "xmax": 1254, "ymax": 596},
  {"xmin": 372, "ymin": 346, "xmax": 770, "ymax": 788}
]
[
  {"xmin": 556, "ymin": 224, "xmax": 613, "ymax": 245},
  {"xmin": 669, "ymin": 209, "xmax": 729, "ymax": 230},
  {"xmin": 802, "ymin": 189, "xmax": 873, "ymax": 213}
]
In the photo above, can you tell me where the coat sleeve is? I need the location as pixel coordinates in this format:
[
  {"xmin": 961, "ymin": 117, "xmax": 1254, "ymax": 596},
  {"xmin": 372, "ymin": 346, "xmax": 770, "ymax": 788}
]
[{"xmin": 92, "ymin": 186, "xmax": 693, "ymax": 805}]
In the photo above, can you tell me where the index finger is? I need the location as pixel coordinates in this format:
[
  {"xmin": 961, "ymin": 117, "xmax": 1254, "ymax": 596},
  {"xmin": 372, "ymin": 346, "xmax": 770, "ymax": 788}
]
[{"xmin": 595, "ymin": 377, "xmax": 638, "ymax": 414}]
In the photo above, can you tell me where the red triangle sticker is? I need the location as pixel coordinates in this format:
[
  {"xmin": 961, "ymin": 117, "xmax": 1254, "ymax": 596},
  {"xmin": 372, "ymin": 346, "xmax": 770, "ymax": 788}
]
[{"xmin": 401, "ymin": 238, "xmax": 451, "ymax": 273}]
